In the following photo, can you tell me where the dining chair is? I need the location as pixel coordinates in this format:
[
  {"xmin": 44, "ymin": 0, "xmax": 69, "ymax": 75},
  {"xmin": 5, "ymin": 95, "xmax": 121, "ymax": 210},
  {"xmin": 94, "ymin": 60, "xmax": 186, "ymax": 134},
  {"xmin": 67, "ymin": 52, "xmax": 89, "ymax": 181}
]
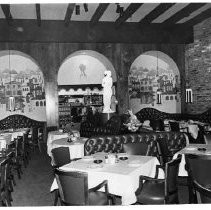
[
  {"xmin": 185, "ymin": 154, "xmax": 211, "ymax": 203},
  {"xmin": 54, "ymin": 169, "xmax": 114, "ymax": 205},
  {"xmin": 0, "ymin": 157, "xmax": 12, "ymax": 206},
  {"xmin": 123, "ymin": 142, "xmax": 150, "ymax": 156},
  {"xmin": 135, "ymin": 155, "xmax": 182, "ymax": 204},
  {"xmin": 203, "ymin": 132, "xmax": 211, "ymax": 144},
  {"xmin": 51, "ymin": 147, "xmax": 71, "ymax": 168},
  {"xmin": 156, "ymin": 137, "xmax": 180, "ymax": 167},
  {"xmin": 169, "ymin": 121, "xmax": 180, "ymax": 132},
  {"xmin": 12, "ymin": 136, "xmax": 23, "ymax": 179},
  {"xmin": 51, "ymin": 147, "xmax": 80, "ymax": 206},
  {"xmin": 192, "ymin": 180, "xmax": 211, "ymax": 203}
]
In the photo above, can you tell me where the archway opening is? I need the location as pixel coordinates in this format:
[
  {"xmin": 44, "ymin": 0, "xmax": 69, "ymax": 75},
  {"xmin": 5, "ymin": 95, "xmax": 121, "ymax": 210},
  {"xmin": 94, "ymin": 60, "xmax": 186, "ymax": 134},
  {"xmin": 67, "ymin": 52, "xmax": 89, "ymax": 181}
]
[
  {"xmin": 0, "ymin": 50, "xmax": 46, "ymax": 121},
  {"xmin": 57, "ymin": 50, "xmax": 117, "ymax": 127},
  {"xmin": 129, "ymin": 50, "xmax": 181, "ymax": 113}
]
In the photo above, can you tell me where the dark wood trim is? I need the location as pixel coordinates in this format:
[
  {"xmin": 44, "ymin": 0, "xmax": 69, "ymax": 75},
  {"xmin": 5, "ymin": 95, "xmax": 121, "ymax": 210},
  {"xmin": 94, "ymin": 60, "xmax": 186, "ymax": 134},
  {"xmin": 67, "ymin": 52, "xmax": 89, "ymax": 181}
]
[
  {"xmin": 90, "ymin": 3, "xmax": 109, "ymax": 26},
  {"xmin": 35, "ymin": 4, "xmax": 41, "ymax": 27},
  {"xmin": 162, "ymin": 3, "xmax": 206, "ymax": 25},
  {"xmin": 184, "ymin": 7, "xmax": 211, "ymax": 27},
  {"xmin": 0, "ymin": 19, "xmax": 193, "ymax": 44},
  {"xmin": 1, "ymin": 4, "xmax": 13, "ymax": 26},
  {"xmin": 115, "ymin": 3, "xmax": 143, "ymax": 28},
  {"xmin": 64, "ymin": 3, "xmax": 75, "ymax": 26},
  {"xmin": 139, "ymin": 3, "xmax": 175, "ymax": 25}
]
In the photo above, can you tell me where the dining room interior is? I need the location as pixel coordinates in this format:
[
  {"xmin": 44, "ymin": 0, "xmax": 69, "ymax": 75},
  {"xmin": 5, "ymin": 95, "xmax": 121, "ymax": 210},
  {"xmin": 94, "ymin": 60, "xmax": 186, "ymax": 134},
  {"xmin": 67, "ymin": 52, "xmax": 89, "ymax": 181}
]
[{"xmin": 1, "ymin": 0, "xmax": 211, "ymax": 207}]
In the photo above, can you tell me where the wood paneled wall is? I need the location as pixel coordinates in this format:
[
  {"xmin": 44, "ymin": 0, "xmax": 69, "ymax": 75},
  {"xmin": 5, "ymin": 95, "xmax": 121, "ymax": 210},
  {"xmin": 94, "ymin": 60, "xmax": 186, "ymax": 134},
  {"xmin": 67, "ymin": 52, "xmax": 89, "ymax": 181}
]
[{"xmin": 0, "ymin": 42, "xmax": 186, "ymax": 127}]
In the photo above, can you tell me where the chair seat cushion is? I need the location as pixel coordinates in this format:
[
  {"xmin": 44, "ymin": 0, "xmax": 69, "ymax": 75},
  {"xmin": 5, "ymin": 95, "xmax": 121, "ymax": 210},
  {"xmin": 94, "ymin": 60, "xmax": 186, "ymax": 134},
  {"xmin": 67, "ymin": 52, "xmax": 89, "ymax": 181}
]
[
  {"xmin": 89, "ymin": 191, "xmax": 108, "ymax": 205},
  {"xmin": 136, "ymin": 181, "xmax": 165, "ymax": 204}
]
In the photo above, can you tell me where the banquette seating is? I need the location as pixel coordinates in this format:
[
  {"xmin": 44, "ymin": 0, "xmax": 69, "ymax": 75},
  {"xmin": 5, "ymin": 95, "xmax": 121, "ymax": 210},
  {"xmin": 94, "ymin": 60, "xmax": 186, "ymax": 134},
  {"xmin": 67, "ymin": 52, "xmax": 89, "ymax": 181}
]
[
  {"xmin": 135, "ymin": 108, "xmax": 211, "ymax": 143},
  {"xmin": 135, "ymin": 107, "xmax": 211, "ymax": 124},
  {"xmin": 0, "ymin": 114, "xmax": 47, "ymax": 151},
  {"xmin": 80, "ymin": 114, "xmax": 122, "ymax": 138},
  {"xmin": 84, "ymin": 132, "xmax": 187, "ymax": 161}
]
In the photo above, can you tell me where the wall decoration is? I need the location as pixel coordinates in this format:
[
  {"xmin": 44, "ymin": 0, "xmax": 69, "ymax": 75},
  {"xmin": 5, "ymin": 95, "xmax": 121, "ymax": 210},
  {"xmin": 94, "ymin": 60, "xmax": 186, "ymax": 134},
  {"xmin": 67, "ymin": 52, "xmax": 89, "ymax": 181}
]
[
  {"xmin": 58, "ymin": 50, "xmax": 117, "ymax": 96},
  {"xmin": 0, "ymin": 51, "xmax": 46, "ymax": 121},
  {"xmin": 128, "ymin": 51, "xmax": 181, "ymax": 114}
]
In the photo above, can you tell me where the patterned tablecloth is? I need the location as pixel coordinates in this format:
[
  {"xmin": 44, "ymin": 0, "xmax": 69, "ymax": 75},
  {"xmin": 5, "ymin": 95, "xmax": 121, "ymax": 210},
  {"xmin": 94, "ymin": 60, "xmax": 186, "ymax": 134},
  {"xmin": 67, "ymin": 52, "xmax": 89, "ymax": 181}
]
[{"xmin": 51, "ymin": 154, "xmax": 164, "ymax": 205}]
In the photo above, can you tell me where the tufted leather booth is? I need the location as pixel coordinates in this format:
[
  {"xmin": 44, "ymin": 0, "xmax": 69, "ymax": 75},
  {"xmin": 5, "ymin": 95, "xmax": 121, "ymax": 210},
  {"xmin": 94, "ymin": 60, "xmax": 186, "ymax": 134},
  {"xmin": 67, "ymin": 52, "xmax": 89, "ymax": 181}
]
[
  {"xmin": 0, "ymin": 114, "xmax": 46, "ymax": 130},
  {"xmin": 0, "ymin": 114, "xmax": 46, "ymax": 140},
  {"xmin": 80, "ymin": 115, "xmax": 122, "ymax": 138},
  {"xmin": 84, "ymin": 132, "xmax": 187, "ymax": 160},
  {"xmin": 136, "ymin": 107, "xmax": 211, "ymax": 124}
]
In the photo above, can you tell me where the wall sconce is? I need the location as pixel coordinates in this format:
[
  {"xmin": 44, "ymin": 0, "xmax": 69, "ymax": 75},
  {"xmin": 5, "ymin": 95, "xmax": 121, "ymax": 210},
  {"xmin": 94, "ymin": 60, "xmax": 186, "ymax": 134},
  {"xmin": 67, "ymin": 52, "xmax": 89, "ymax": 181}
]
[
  {"xmin": 157, "ymin": 89, "xmax": 162, "ymax": 104},
  {"xmin": 186, "ymin": 88, "xmax": 193, "ymax": 103}
]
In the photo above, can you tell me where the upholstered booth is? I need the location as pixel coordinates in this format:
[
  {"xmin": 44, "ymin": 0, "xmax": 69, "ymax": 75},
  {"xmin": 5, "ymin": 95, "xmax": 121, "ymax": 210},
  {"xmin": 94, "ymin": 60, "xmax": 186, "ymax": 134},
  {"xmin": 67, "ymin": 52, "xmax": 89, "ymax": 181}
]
[
  {"xmin": 80, "ymin": 115, "xmax": 122, "ymax": 138},
  {"xmin": 0, "ymin": 115, "xmax": 45, "ymax": 130},
  {"xmin": 84, "ymin": 132, "xmax": 187, "ymax": 160},
  {"xmin": 135, "ymin": 108, "xmax": 211, "ymax": 143},
  {"xmin": 136, "ymin": 107, "xmax": 211, "ymax": 124},
  {"xmin": 0, "ymin": 114, "xmax": 47, "ymax": 141}
]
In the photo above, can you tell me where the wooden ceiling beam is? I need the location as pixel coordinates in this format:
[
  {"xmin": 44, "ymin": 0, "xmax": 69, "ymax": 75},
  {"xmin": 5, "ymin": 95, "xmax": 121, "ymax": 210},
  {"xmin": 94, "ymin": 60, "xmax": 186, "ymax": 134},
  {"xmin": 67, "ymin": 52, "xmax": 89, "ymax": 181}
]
[
  {"xmin": 35, "ymin": 4, "xmax": 41, "ymax": 27},
  {"xmin": 184, "ymin": 7, "xmax": 211, "ymax": 27},
  {"xmin": 115, "ymin": 3, "xmax": 143, "ymax": 27},
  {"xmin": 90, "ymin": 3, "xmax": 109, "ymax": 26},
  {"xmin": 162, "ymin": 3, "xmax": 206, "ymax": 25},
  {"xmin": 64, "ymin": 3, "xmax": 75, "ymax": 27},
  {"xmin": 0, "ymin": 19, "xmax": 193, "ymax": 44},
  {"xmin": 139, "ymin": 3, "xmax": 175, "ymax": 25},
  {"xmin": 1, "ymin": 4, "xmax": 13, "ymax": 26}
]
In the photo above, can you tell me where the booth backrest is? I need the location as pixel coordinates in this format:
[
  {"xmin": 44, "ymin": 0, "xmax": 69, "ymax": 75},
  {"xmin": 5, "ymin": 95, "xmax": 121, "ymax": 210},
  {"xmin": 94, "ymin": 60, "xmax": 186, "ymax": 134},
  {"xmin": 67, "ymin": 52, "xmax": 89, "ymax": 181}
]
[
  {"xmin": 0, "ymin": 114, "xmax": 46, "ymax": 130},
  {"xmin": 84, "ymin": 132, "xmax": 187, "ymax": 158},
  {"xmin": 136, "ymin": 107, "xmax": 211, "ymax": 124},
  {"xmin": 80, "ymin": 114, "xmax": 122, "ymax": 138}
]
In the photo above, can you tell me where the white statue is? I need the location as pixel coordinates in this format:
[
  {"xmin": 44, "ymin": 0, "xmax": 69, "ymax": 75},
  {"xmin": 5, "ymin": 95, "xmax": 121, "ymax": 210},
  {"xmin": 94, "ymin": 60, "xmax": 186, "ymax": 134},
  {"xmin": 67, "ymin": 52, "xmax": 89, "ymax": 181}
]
[{"xmin": 102, "ymin": 70, "xmax": 113, "ymax": 113}]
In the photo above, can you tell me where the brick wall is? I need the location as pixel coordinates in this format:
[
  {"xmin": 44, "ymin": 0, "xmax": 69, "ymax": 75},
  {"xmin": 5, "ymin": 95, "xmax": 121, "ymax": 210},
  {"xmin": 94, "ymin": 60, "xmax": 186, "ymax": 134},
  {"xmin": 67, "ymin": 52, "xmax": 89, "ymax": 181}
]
[{"xmin": 185, "ymin": 17, "xmax": 211, "ymax": 114}]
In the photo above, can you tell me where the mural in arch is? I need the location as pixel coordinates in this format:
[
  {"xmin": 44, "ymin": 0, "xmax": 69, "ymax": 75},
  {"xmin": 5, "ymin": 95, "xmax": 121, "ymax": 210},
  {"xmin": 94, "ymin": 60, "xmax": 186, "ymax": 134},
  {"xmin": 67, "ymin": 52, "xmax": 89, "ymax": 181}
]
[
  {"xmin": 128, "ymin": 51, "xmax": 181, "ymax": 114},
  {"xmin": 58, "ymin": 50, "xmax": 117, "ymax": 87},
  {"xmin": 0, "ymin": 51, "xmax": 46, "ymax": 121}
]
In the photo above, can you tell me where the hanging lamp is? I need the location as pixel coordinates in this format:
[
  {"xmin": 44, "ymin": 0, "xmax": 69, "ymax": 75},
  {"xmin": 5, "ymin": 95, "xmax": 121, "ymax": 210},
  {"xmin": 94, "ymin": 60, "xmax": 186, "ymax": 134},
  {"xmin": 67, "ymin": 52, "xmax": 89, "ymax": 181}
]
[
  {"xmin": 8, "ymin": 50, "xmax": 15, "ymax": 111},
  {"xmin": 156, "ymin": 51, "xmax": 162, "ymax": 104}
]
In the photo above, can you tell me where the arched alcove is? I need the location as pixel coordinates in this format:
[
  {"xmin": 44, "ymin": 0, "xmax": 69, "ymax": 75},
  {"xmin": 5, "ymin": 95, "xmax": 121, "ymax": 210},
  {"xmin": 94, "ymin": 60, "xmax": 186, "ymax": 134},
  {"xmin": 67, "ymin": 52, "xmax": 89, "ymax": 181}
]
[
  {"xmin": 0, "ymin": 50, "xmax": 46, "ymax": 121},
  {"xmin": 57, "ymin": 50, "xmax": 117, "ymax": 126},
  {"xmin": 129, "ymin": 50, "xmax": 181, "ymax": 113},
  {"xmin": 58, "ymin": 50, "xmax": 116, "ymax": 87}
]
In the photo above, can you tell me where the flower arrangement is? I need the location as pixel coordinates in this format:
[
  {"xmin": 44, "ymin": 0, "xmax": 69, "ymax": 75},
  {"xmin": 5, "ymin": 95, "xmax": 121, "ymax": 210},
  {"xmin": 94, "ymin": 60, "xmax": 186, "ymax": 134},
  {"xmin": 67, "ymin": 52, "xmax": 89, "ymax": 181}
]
[{"xmin": 124, "ymin": 110, "xmax": 142, "ymax": 132}]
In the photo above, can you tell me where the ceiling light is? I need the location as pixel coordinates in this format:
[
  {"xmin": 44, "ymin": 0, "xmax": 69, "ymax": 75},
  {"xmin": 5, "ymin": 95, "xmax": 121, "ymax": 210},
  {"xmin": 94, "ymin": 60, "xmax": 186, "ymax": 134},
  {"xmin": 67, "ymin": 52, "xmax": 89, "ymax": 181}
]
[
  {"xmin": 116, "ymin": 4, "xmax": 120, "ymax": 13},
  {"xmin": 84, "ymin": 3, "xmax": 88, "ymax": 12},
  {"xmin": 119, "ymin": 7, "xmax": 124, "ymax": 16},
  {"xmin": 75, "ymin": 5, "xmax": 80, "ymax": 15}
]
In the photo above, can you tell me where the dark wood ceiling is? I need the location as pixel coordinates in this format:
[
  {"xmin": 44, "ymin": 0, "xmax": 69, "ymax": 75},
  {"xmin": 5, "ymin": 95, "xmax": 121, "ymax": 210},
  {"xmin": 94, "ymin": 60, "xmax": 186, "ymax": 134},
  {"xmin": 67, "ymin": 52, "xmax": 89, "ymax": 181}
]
[{"xmin": 0, "ymin": 3, "xmax": 211, "ymax": 44}]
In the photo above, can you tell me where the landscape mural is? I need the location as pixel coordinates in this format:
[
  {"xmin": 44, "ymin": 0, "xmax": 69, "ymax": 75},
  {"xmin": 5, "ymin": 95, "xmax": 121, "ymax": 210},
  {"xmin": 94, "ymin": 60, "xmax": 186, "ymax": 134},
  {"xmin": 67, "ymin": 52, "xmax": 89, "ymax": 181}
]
[
  {"xmin": 0, "ymin": 53, "xmax": 46, "ymax": 121},
  {"xmin": 128, "ymin": 51, "xmax": 181, "ymax": 114}
]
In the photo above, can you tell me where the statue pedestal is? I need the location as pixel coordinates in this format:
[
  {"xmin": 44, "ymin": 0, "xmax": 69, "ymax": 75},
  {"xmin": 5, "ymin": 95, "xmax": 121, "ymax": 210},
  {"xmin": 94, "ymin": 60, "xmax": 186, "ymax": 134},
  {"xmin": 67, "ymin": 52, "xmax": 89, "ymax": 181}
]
[{"xmin": 100, "ymin": 112, "xmax": 116, "ymax": 125}]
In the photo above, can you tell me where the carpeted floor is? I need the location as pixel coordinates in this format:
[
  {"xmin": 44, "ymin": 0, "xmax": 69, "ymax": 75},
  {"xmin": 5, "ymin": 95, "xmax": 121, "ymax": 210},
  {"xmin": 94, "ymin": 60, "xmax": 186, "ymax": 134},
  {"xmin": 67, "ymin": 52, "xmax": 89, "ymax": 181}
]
[
  {"xmin": 10, "ymin": 145, "xmax": 189, "ymax": 206},
  {"xmin": 12, "ymin": 146, "xmax": 55, "ymax": 206}
]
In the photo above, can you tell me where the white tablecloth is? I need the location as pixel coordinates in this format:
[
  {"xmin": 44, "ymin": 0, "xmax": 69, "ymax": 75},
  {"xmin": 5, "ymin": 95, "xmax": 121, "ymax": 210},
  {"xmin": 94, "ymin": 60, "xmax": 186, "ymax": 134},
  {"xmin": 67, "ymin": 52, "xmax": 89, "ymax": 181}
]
[
  {"xmin": 173, "ymin": 144, "xmax": 211, "ymax": 176},
  {"xmin": 51, "ymin": 154, "xmax": 164, "ymax": 205},
  {"xmin": 0, "ymin": 128, "xmax": 29, "ymax": 150},
  {"xmin": 50, "ymin": 137, "xmax": 87, "ymax": 161},
  {"xmin": 0, "ymin": 133, "xmax": 12, "ymax": 149},
  {"xmin": 47, "ymin": 131, "xmax": 69, "ymax": 155}
]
